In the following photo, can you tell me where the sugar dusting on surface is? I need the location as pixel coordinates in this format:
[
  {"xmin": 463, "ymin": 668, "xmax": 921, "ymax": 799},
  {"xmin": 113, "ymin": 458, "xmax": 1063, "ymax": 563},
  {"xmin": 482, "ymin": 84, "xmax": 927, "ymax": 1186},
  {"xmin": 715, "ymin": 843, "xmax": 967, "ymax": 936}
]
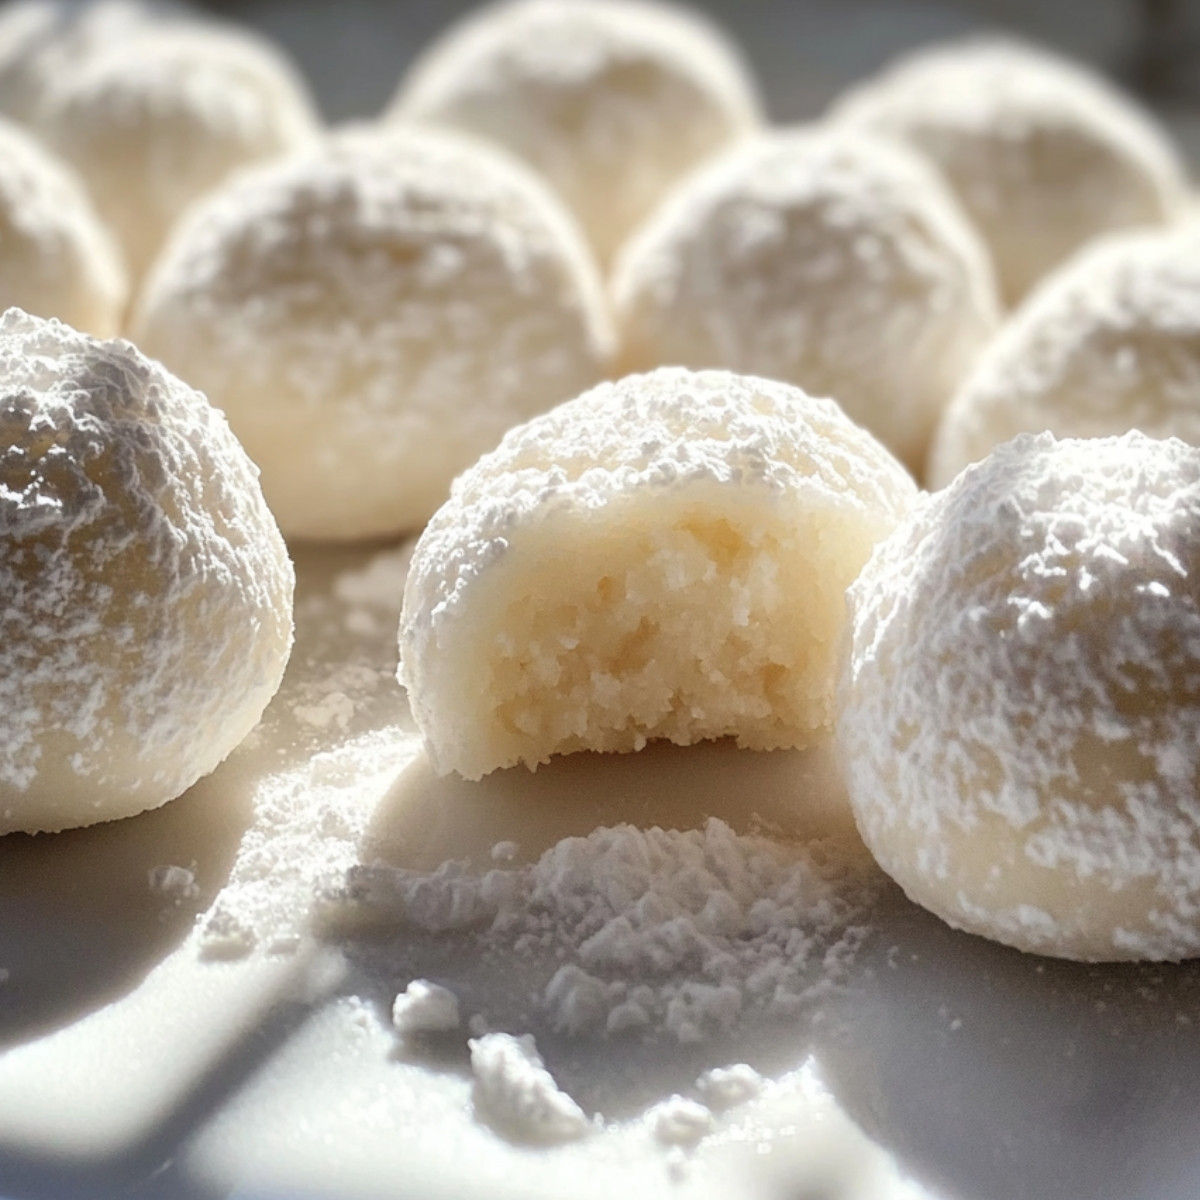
[{"xmin": 322, "ymin": 817, "xmax": 878, "ymax": 1042}]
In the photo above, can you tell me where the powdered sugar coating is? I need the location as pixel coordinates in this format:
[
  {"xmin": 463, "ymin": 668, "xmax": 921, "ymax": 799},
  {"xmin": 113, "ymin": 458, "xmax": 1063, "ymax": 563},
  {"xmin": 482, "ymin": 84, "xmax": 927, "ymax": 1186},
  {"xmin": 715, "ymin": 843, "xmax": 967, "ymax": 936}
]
[
  {"xmin": 0, "ymin": 118, "xmax": 126, "ymax": 336},
  {"xmin": 0, "ymin": 309, "xmax": 293, "ymax": 834},
  {"xmin": 133, "ymin": 126, "xmax": 611, "ymax": 540},
  {"xmin": 611, "ymin": 127, "xmax": 1000, "ymax": 472},
  {"xmin": 38, "ymin": 20, "xmax": 318, "ymax": 279},
  {"xmin": 831, "ymin": 38, "xmax": 1189, "ymax": 305},
  {"xmin": 391, "ymin": 0, "xmax": 762, "ymax": 267},
  {"xmin": 930, "ymin": 225, "xmax": 1200, "ymax": 487},
  {"xmin": 399, "ymin": 367, "xmax": 916, "ymax": 779},
  {"xmin": 838, "ymin": 432, "xmax": 1200, "ymax": 960}
]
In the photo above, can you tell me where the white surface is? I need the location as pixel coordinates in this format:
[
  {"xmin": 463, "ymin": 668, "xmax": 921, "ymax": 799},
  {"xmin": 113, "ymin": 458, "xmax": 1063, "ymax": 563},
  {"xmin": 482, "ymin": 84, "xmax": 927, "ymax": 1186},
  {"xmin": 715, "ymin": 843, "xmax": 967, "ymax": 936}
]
[{"xmin": 1, "ymin": 539, "xmax": 1199, "ymax": 1200}]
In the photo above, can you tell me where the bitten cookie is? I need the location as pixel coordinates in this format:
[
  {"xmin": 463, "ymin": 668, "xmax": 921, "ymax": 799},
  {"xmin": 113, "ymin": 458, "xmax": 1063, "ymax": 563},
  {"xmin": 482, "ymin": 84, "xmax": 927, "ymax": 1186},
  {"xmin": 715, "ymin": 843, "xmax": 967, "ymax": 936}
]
[{"xmin": 399, "ymin": 367, "xmax": 916, "ymax": 780}]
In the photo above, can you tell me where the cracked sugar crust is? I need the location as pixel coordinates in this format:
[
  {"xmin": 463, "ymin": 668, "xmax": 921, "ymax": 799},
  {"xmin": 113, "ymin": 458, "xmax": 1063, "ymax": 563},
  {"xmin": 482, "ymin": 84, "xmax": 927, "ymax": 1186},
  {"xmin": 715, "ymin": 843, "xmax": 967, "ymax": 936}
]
[
  {"xmin": 0, "ymin": 309, "xmax": 294, "ymax": 834},
  {"xmin": 930, "ymin": 225, "xmax": 1200, "ymax": 488},
  {"xmin": 0, "ymin": 117, "xmax": 126, "ymax": 337},
  {"xmin": 837, "ymin": 431, "xmax": 1200, "ymax": 961},
  {"xmin": 830, "ymin": 37, "xmax": 1189, "ymax": 305},
  {"xmin": 38, "ymin": 19, "xmax": 319, "ymax": 280},
  {"xmin": 611, "ymin": 127, "xmax": 1000, "ymax": 474},
  {"xmin": 133, "ymin": 126, "xmax": 612, "ymax": 541},
  {"xmin": 399, "ymin": 367, "xmax": 917, "ymax": 780},
  {"xmin": 391, "ymin": 0, "xmax": 762, "ymax": 267}
]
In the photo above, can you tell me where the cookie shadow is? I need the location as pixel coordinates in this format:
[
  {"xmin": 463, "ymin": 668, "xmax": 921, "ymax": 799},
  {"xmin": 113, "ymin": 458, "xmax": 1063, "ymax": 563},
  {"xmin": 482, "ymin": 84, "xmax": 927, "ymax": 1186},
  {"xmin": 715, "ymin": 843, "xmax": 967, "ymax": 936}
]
[
  {"xmin": 0, "ymin": 756, "xmax": 256, "ymax": 1050},
  {"xmin": 811, "ymin": 889, "xmax": 1200, "ymax": 1200}
]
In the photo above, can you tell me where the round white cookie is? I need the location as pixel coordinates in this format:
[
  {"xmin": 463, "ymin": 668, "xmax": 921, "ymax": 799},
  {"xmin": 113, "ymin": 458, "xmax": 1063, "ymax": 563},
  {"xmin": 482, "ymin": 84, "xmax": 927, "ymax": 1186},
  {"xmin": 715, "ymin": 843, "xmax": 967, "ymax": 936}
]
[
  {"xmin": 929, "ymin": 225, "xmax": 1200, "ymax": 488},
  {"xmin": 132, "ymin": 127, "xmax": 613, "ymax": 541},
  {"xmin": 830, "ymin": 37, "xmax": 1189, "ymax": 305},
  {"xmin": 390, "ymin": 0, "xmax": 762, "ymax": 267},
  {"xmin": 0, "ymin": 117, "xmax": 126, "ymax": 336},
  {"xmin": 399, "ymin": 367, "xmax": 917, "ymax": 781},
  {"xmin": 611, "ymin": 127, "xmax": 1000, "ymax": 474},
  {"xmin": 38, "ymin": 19, "xmax": 318, "ymax": 279},
  {"xmin": 0, "ymin": 309, "xmax": 294, "ymax": 835},
  {"xmin": 838, "ymin": 431, "xmax": 1200, "ymax": 961}
]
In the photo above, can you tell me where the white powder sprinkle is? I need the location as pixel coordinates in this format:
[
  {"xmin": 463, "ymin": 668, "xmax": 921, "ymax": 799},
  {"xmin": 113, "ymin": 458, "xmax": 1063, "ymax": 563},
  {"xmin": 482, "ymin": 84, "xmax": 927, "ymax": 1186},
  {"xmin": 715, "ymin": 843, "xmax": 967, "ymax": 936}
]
[
  {"xmin": 697, "ymin": 1063, "xmax": 763, "ymax": 1111},
  {"xmin": 322, "ymin": 816, "xmax": 877, "ymax": 1041},
  {"xmin": 147, "ymin": 864, "xmax": 200, "ymax": 904},
  {"xmin": 391, "ymin": 979, "xmax": 461, "ymax": 1036},
  {"xmin": 468, "ymin": 1032, "xmax": 590, "ymax": 1144}
]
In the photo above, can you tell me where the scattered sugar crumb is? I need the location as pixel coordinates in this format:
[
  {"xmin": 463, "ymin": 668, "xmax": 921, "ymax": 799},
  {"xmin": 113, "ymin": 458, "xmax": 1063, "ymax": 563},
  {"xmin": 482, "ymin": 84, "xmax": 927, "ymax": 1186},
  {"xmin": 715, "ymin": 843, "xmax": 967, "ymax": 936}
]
[
  {"xmin": 490, "ymin": 841, "xmax": 519, "ymax": 863},
  {"xmin": 469, "ymin": 1032, "xmax": 590, "ymax": 1144},
  {"xmin": 148, "ymin": 864, "xmax": 200, "ymax": 904},
  {"xmin": 200, "ymin": 908, "xmax": 258, "ymax": 960},
  {"xmin": 650, "ymin": 1095, "xmax": 714, "ymax": 1146},
  {"xmin": 697, "ymin": 1063, "xmax": 763, "ymax": 1111},
  {"xmin": 392, "ymin": 979, "xmax": 461, "ymax": 1036}
]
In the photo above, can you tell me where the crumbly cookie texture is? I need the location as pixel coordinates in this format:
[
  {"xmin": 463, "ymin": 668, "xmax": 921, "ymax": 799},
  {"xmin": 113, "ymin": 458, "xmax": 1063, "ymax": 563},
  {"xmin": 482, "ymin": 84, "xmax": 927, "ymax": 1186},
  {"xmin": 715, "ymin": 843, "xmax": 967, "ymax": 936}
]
[
  {"xmin": 0, "ymin": 117, "xmax": 126, "ymax": 337},
  {"xmin": 838, "ymin": 431, "xmax": 1200, "ymax": 961},
  {"xmin": 391, "ymin": 0, "xmax": 762, "ymax": 267},
  {"xmin": 611, "ymin": 127, "xmax": 1000, "ymax": 474},
  {"xmin": 0, "ymin": 309, "xmax": 294, "ymax": 834},
  {"xmin": 831, "ymin": 37, "xmax": 1189, "ymax": 305},
  {"xmin": 38, "ymin": 19, "xmax": 318, "ymax": 279},
  {"xmin": 399, "ymin": 367, "xmax": 917, "ymax": 781},
  {"xmin": 930, "ymin": 225, "xmax": 1200, "ymax": 488},
  {"xmin": 132, "ymin": 126, "xmax": 612, "ymax": 541}
]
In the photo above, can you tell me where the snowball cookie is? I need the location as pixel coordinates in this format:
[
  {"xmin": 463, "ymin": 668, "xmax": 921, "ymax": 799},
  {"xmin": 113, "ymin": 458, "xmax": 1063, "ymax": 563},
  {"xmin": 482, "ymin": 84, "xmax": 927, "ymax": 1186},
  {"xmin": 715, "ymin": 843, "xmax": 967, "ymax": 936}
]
[
  {"xmin": 399, "ymin": 367, "xmax": 917, "ymax": 781},
  {"xmin": 929, "ymin": 225, "xmax": 1200, "ymax": 488},
  {"xmin": 0, "ymin": 118, "xmax": 126, "ymax": 336},
  {"xmin": 37, "ymin": 20, "xmax": 318, "ymax": 280},
  {"xmin": 390, "ymin": 0, "xmax": 762, "ymax": 268},
  {"xmin": 838, "ymin": 431, "xmax": 1200, "ymax": 961},
  {"xmin": 0, "ymin": 309, "xmax": 293, "ymax": 835},
  {"xmin": 131, "ymin": 127, "xmax": 612, "ymax": 541},
  {"xmin": 830, "ymin": 38, "xmax": 1189, "ymax": 306},
  {"xmin": 611, "ymin": 128, "xmax": 1001, "ymax": 474}
]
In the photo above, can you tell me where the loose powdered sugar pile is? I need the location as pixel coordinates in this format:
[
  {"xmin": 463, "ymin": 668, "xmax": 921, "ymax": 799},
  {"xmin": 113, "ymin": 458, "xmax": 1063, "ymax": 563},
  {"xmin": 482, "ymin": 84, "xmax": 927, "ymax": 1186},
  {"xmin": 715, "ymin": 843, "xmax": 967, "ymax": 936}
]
[{"xmin": 320, "ymin": 815, "xmax": 879, "ymax": 1042}]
